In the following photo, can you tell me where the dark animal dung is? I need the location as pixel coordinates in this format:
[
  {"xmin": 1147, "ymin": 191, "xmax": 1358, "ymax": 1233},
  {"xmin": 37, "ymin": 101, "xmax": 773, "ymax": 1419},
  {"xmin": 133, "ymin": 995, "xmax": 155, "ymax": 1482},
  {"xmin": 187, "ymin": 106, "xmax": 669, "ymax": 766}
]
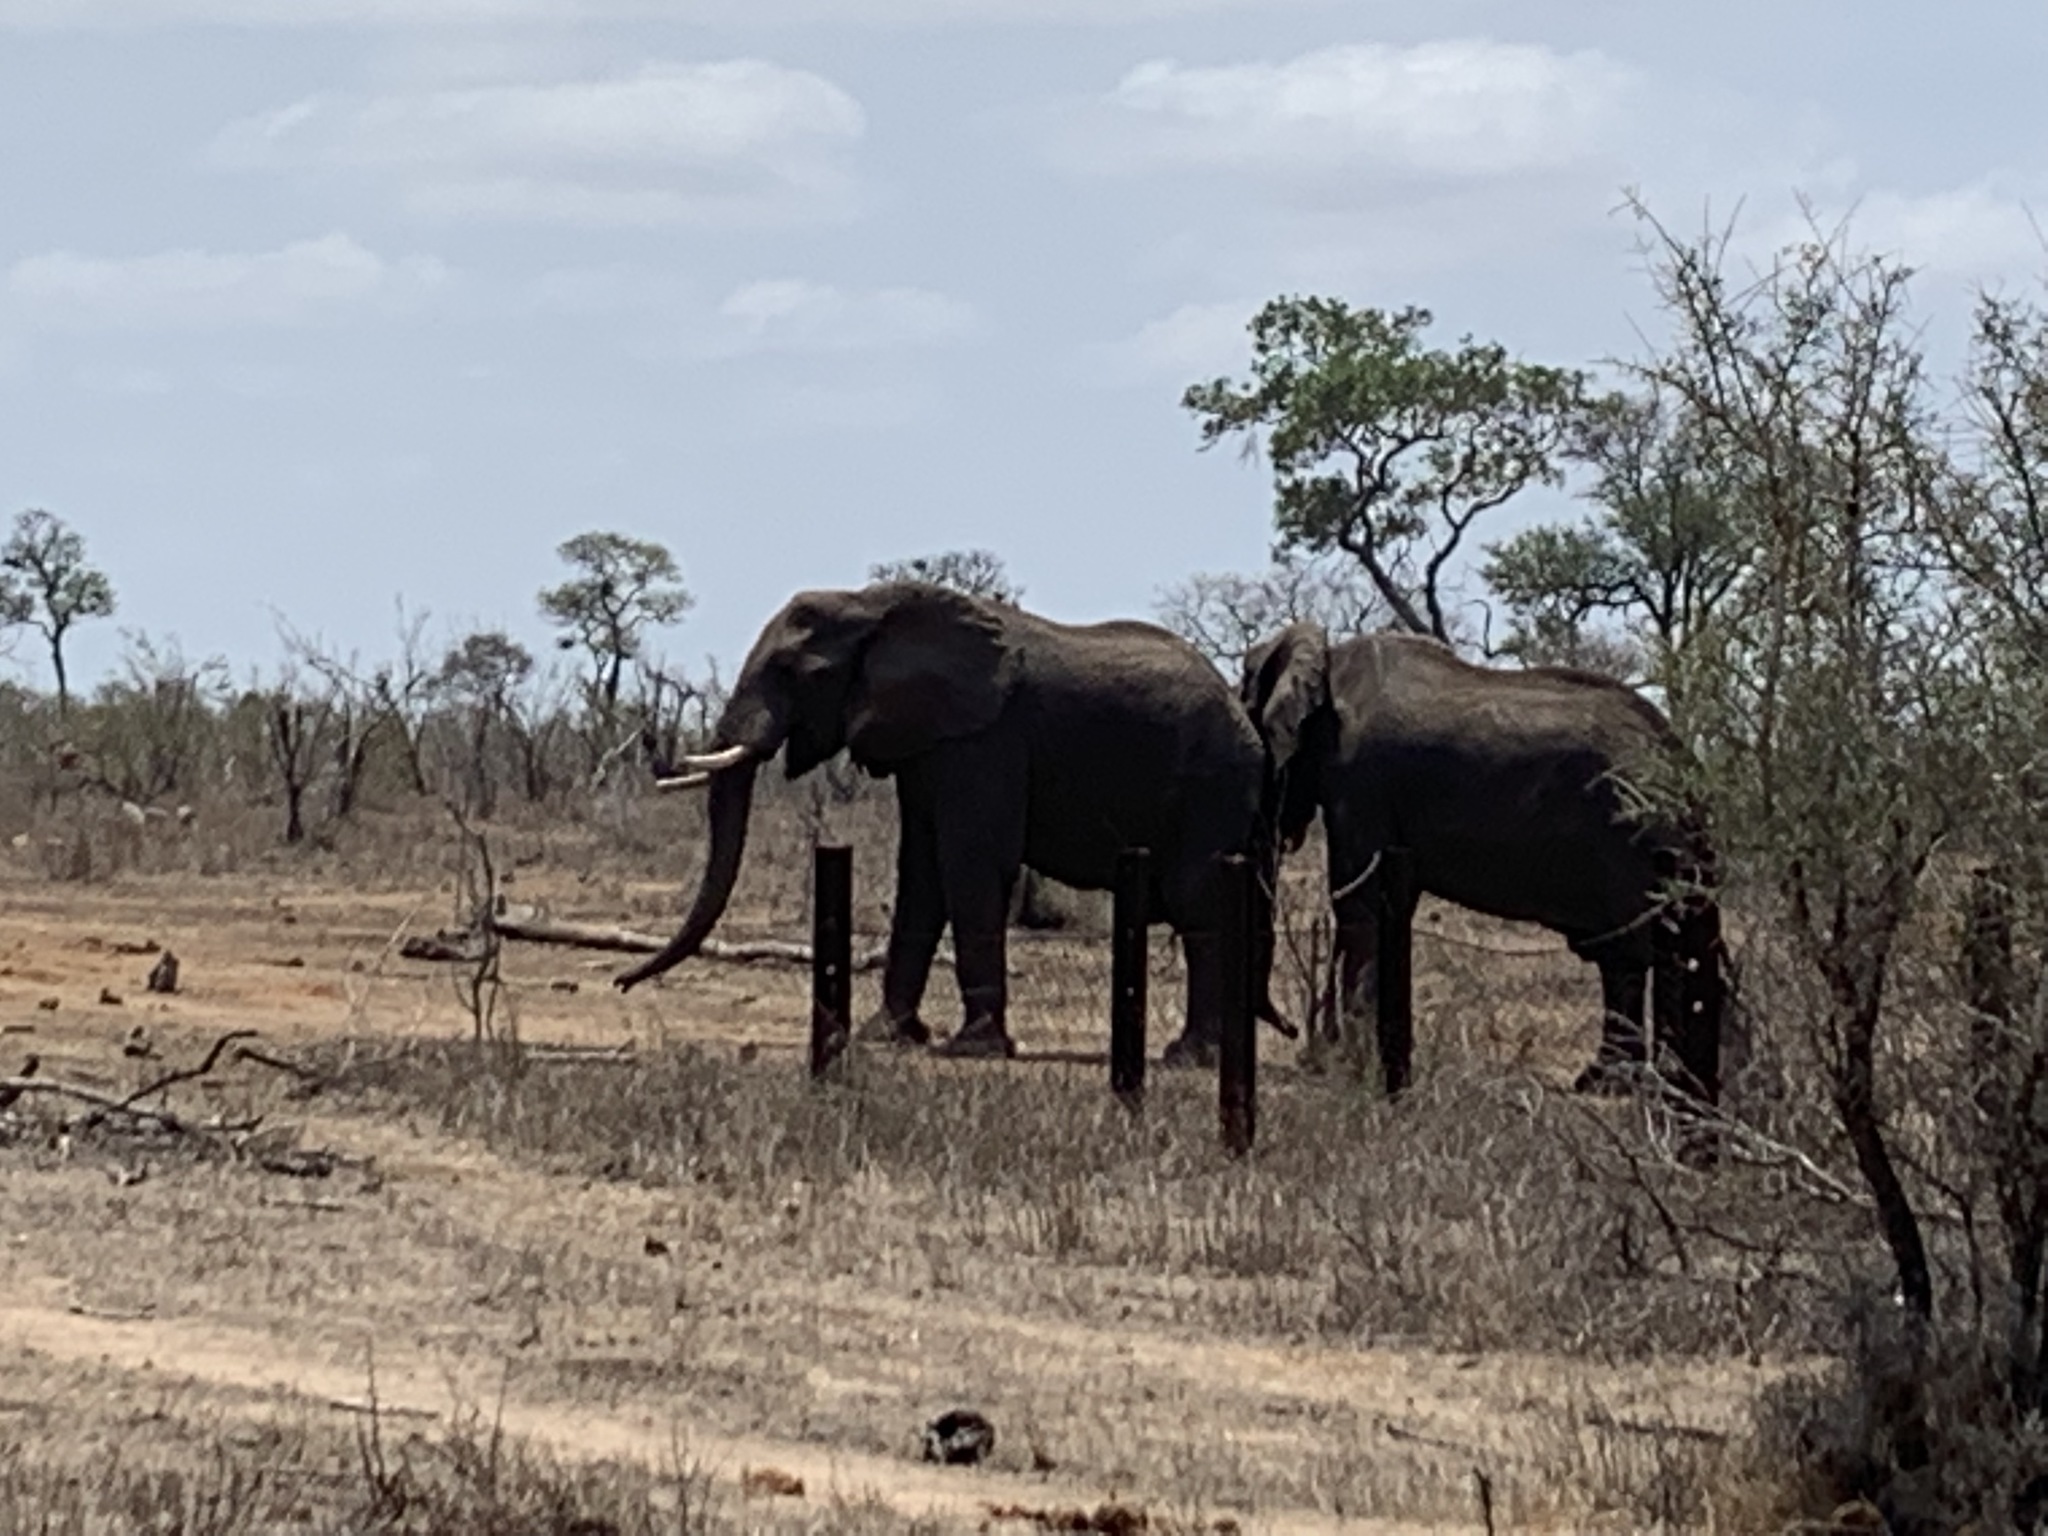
[{"xmin": 921, "ymin": 1408, "xmax": 995, "ymax": 1466}]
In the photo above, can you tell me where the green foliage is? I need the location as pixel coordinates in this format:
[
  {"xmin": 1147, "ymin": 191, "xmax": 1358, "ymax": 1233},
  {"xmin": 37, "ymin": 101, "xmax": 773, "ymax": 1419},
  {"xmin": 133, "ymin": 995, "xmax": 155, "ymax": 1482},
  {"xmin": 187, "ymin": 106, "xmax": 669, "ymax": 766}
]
[
  {"xmin": 1183, "ymin": 298, "xmax": 1590, "ymax": 642},
  {"xmin": 0, "ymin": 508, "xmax": 116, "ymax": 715},
  {"xmin": 537, "ymin": 531, "xmax": 692, "ymax": 720},
  {"xmin": 867, "ymin": 547, "xmax": 1022, "ymax": 605},
  {"xmin": 1483, "ymin": 390, "xmax": 1748, "ymax": 677},
  {"xmin": 438, "ymin": 629, "xmax": 534, "ymax": 708}
]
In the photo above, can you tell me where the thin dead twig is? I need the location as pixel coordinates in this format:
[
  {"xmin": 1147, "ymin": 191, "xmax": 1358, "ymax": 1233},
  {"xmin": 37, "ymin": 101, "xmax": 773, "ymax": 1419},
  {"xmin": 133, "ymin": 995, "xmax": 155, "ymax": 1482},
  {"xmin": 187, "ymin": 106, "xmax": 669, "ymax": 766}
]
[{"xmin": 117, "ymin": 1028, "xmax": 258, "ymax": 1113}]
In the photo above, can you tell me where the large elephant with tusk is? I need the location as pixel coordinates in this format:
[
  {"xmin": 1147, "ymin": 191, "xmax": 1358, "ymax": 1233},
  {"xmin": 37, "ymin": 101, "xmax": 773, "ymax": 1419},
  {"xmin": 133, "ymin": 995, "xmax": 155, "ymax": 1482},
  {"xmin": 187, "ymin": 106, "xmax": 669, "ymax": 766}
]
[{"xmin": 619, "ymin": 581, "xmax": 1288, "ymax": 1063}]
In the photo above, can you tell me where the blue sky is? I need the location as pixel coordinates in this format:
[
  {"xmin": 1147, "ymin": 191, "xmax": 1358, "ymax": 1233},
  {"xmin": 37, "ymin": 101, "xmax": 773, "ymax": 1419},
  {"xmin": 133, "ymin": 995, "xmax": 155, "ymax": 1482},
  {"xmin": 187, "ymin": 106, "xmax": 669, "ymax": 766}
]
[{"xmin": 4, "ymin": 0, "xmax": 2043, "ymax": 691}]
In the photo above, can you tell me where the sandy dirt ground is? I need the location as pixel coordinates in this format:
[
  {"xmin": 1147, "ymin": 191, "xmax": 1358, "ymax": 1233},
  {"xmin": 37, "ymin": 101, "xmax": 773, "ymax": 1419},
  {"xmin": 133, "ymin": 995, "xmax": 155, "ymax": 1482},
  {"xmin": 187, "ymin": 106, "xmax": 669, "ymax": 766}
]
[{"xmin": 0, "ymin": 859, "xmax": 1780, "ymax": 1532}]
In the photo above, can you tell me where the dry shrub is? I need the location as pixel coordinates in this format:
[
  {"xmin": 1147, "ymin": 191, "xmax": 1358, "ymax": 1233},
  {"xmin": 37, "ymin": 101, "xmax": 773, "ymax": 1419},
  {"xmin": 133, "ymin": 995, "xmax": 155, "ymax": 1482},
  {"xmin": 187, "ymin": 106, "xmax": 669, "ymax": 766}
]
[
  {"xmin": 0, "ymin": 1396, "xmax": 723, "ymax": 1536},
  {"xmin": 1754, "ymin": 1314, "xmax": 2048, "ymax": 1534},
  {"xmin": 337, "ymin": 1037, "xmax": 1843, "ymax": 1362}
]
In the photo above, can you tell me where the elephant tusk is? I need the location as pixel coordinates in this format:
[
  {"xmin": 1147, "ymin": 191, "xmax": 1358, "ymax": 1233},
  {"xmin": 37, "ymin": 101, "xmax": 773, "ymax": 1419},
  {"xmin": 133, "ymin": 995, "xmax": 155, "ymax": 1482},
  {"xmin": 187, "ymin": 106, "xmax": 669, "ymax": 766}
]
[
  {"xmin": 655, "ymin": 770, "xmax": 712, "ymax": 792},
  {"xmin": 677, "ymin": 744, "xmax": 752, "ymax": 773}
]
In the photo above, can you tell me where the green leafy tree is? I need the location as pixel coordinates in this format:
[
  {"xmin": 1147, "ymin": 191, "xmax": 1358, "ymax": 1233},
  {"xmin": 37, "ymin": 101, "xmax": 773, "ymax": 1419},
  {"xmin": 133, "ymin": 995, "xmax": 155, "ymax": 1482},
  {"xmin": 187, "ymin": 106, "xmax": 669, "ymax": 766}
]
[
  {"xmin": 868, "ymin": 548, "xmax": 1022, "ymax": 605},
  {"xmin": 1482, "ymin": 389, "xmax": 1748, "ymax": 678},
  {"xmin": 538, "ymin": 532, "xmax": 692, "ymax": 728},
  {"xmin": 1, "ymin": 508, "xmax": 116, "ymax": 717},
  {"xmin": 1183, "ymin": 299, "xmax": 1591, "ymax": 643},
  {"xmin": 438, "ymin": 630, "xmax": 534, "ymax": 819}
]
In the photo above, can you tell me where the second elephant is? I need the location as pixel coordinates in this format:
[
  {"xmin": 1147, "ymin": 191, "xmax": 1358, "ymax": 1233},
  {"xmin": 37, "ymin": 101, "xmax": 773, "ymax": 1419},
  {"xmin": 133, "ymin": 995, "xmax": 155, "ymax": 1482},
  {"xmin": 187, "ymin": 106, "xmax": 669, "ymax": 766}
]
[{"xmin": 1242, "ymin": 623, "xmax": 1717, "ymax": 1094}]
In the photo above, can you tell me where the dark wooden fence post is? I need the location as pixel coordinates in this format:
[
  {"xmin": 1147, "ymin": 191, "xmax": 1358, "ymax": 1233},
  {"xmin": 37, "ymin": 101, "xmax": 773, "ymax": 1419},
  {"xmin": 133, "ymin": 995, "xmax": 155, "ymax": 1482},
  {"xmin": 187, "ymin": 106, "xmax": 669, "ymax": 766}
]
[
  {"xmin": 1652, "ymin": 866, "xmax": 1686, "ymax": 1090},
  {"xmin": 811, "ymin": 844, "xmax": 852, "ymax": 1078},
  {"xmin": 1110, "ymin": 847, "xmax": 1150, "ymax": 1108},
  {"xmin": 1678, "ymin": 901, "xmax": 1724, "ymax": 1109},
  {"xmin": 1375, "ymin": 846, "xmax": 1415, "ymax": 1097},
  {"xmin": 1218, "ymin": 854, "xmax": 1256, "ymax": 1155}
]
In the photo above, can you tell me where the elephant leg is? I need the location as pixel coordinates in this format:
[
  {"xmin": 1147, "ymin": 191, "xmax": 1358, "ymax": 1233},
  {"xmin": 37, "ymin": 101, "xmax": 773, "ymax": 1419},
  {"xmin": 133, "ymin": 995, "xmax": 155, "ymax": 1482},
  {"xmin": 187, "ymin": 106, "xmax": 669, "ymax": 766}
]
[
  {"xmin": 1158, "ymin": 847, "xmax": 1237, "ymax": 1069},
  {"xmin": 1160, "ymin": 927, "xmax": 1219, "ymax": 1069},
  {"xmin": 929, "ymin": 746, "xmax": 1024, "ymax": 1060},
  {"xmin": 932, "ymin": 865, "xmax": 1017, "ymax": 1058},
  {"xmin": 1572, "ymin": 956, "xmax": 1648, "ymax": 1094},
  {"xmin": 861, "ymin": 783, "xmax": 941, "ymax": 1047},
  {"xmin": 1333, "ymin": 917, "xmax": 1378, "ymax": 1055}
]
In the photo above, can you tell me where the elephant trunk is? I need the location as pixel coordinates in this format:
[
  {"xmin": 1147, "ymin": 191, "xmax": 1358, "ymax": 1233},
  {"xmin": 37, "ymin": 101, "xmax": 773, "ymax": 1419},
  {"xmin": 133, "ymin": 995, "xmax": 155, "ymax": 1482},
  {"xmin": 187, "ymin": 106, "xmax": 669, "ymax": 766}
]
[{"xmin": 614, "ymin": 757, "xmax": 762, "ymax": 991}]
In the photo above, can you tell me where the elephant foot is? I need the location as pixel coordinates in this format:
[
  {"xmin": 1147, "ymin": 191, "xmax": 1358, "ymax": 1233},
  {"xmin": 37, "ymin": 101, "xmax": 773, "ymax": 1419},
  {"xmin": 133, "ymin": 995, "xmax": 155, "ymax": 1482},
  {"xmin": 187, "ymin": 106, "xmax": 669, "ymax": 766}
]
[
  {"xmin": 1159, "ymin": 1032, "xmax": 1217, "ymax": 1070},
  {"xmin": 855, "ymin": 1007, "xmax": 932, "ymax": 1048},
  {"xmin": 934, "ymin": 1015, "xmax": 1017, "ymax": 1060}
]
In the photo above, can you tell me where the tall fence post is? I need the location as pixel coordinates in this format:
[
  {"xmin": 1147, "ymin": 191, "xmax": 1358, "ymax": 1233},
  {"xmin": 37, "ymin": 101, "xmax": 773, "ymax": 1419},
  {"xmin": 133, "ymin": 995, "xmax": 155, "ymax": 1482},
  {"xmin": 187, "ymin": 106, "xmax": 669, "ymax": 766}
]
[
  {"xmin": 1110, "ymin": 847, "xmax": 1150, "ymax": 1108},
  {"xmin": 1375, "ymin": 846, "xmax": 1415, "ymax": 1097},
  {"xmin": 1652, "ymin": 878, "xmax": 1686, "ymax": 1089},
  {"xmin": 1218, "ymin": 854, "xmax": 1256, "ymax": 1156},
  {"xmin": 1678, "ymin": 901, "xmax": 1724, "ymax": 1109},
  {"xmin": 811, "ymin": 844, "xmax": 852, "ymax": 1079}
]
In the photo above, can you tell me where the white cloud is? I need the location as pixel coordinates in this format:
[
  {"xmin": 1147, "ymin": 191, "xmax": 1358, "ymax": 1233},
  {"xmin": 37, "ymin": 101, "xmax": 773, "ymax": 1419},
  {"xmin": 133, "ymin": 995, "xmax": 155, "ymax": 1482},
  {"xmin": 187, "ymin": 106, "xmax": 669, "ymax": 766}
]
[
  {"xmin": 1089, "ymin": 298, "xmax": 1254, "ymax": 386},
  {"xmin": 1069, "ymin": 39, "xmax": 1636, "ymax": 185},
  {"xmin": 211, "ymin": 61, "xmax": 865, "ymax": 227},
  {"xmin": 5, "ymin": 233, "xmax": 447, "ymax": 330},
  {"xmin": 2, "ymin": 0, "xmax": 1290, "ymax": 26},
  {"xmin": 1806, "ymin": 185, "xmax": 2046, "ymax": 279},
  {"xmin": 710, "ymin": 278, "xmax": 978, "ymax": 354}
]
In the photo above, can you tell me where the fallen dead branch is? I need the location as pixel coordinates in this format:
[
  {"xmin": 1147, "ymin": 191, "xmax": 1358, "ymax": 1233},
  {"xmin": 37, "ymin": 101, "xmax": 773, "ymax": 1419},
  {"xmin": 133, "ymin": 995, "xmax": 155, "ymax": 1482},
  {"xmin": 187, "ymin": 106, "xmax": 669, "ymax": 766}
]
[
  {"xmin": 2, "ymin": 1074, "xmax": 219, "ymax": 1139},
  {"xmin": 404, "ymin": 911, "xmax": 899, "ymax": 972},
  {"xmin": 320, "ymin": 1396, "xmax": 438, "ymax": 1421},
  {"xmin": 119, "ymin": 1029, "xmax": 258, "ymax": 1110},
  {"xmin": 0, "ymin": 1030, "xmax": 327, "ymax": 1154}
]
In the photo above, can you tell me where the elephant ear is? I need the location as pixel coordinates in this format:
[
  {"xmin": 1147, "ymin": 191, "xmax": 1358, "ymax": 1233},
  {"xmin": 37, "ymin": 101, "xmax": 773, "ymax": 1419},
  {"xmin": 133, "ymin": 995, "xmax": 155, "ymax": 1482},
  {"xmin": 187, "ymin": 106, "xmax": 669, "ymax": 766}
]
[
  {"xmin": 1244, "ymin": 621, "xmax": 1329, "ymax": 771},
  {"xmin": 845, "ymin": 586, "xmax": 1020, "ymax": 766}
]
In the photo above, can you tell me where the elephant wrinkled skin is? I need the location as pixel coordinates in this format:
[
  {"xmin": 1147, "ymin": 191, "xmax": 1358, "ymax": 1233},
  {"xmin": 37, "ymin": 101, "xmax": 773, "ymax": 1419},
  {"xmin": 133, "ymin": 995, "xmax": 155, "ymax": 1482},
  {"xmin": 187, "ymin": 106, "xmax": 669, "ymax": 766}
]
[
  {"xmin": 619, "ymin": 582, "xmax": 1282, "ymax": 1063},
  {"xmin": 1242, "ymin": 622, "xmax": 1715, "ymax": 1092}
]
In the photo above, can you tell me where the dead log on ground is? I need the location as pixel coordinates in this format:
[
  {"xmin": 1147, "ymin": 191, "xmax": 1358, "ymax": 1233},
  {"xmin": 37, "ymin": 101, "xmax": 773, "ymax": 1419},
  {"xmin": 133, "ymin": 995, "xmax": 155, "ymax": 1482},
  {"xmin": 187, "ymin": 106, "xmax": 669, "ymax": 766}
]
[{"xmin": 442, "ymin": 911, "xmax": 901, "ymax": 972}]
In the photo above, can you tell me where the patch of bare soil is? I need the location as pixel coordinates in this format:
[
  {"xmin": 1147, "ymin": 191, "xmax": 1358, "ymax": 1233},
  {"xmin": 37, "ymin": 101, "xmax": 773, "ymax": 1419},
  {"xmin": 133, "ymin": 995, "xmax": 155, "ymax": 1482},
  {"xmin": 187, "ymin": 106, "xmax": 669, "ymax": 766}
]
[{"xmin": 0, "ymin": 857, "xmax": 1785, "ymax": 1531}]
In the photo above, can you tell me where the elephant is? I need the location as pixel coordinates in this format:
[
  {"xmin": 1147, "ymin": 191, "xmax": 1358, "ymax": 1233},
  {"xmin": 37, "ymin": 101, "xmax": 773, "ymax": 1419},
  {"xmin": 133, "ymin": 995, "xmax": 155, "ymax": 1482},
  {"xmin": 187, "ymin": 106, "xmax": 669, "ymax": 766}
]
[
  {"xmin": 1240, "ymin": 622, "xmax": 1717, "ymax": 1095},
  {"xmin": 617, "ymin": 581, "xmax": 1286, "ymax": 1064}
]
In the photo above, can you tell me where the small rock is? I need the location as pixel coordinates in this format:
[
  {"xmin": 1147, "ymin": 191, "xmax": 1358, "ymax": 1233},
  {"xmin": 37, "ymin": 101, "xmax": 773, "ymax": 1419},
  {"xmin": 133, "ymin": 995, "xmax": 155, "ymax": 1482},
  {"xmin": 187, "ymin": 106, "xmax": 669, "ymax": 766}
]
[
  {"xmin": 35, "ymin": 997, "xmax": 58, "ymax": 1012},
  {"xmin": 643, "ymin": 1235, "xmax": 671, "ymax": 1257},
  {"xmin": 922, "ymin": 1409, "xmax": 995, "ymax": 1466},
  {"xmin": 98, "ymin": 988, "xmax": 123, "ymax": 1007},
  {"xmin": 147, "ymin": 952, "xmax": 180, "ymax": 995},
  {"xmin": 549, "ymin": 979, "xmax": 579, "ymax": 994}
]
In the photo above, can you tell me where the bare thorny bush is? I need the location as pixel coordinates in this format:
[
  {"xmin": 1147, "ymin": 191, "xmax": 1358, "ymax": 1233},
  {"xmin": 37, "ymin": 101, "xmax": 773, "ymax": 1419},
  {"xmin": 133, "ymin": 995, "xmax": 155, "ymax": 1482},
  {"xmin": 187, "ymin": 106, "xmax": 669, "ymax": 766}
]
[{"xmin": 1592, "ymin": 198, "xmax": 2048, "ymax": 1529}]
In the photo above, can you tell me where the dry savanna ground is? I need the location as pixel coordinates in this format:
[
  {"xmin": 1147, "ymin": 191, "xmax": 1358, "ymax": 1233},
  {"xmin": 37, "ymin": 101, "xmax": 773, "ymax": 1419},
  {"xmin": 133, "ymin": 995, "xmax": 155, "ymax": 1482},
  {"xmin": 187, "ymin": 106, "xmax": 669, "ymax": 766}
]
[{"xmin": 0, "ymin": 788, "xmax": 1845, "ymax": 1533}]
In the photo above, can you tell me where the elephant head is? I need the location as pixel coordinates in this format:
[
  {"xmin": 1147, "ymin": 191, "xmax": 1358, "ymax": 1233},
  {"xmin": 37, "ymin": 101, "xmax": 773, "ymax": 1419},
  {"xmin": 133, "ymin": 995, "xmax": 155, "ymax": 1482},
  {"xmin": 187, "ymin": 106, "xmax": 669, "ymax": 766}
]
[
  {"xmin": 616, "ymin": 583, "xmax": 1021, "ymax": 992},
  {"xmin": 1241, "ymin": 620, "xmax": 1331, "ymax": 852}
]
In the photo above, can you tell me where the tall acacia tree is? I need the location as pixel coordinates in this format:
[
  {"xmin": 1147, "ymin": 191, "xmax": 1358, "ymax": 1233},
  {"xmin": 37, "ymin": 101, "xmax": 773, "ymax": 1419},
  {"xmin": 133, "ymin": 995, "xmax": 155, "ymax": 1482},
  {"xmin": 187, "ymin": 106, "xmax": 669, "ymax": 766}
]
[
  {"xmin": 1, "ymin": 509, "xmax": 115, "ymax": 718},
  {"xmin": 1482, "ymin": 388, "xmax": 1749, "ymax": 679},
  {"xmin": 538, "ymin": 531, "xmax": 692, "ymax": 732},
  {"xmin": 1183, "ymin": 299, "xmax": 1591, "ymax": 644}
]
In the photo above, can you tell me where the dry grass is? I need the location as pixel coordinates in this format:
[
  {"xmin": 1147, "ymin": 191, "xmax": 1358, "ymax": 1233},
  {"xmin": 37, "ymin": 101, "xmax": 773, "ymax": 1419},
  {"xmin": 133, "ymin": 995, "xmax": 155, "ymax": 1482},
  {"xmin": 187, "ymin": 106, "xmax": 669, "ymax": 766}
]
[{"xmin": 0, "ymin": 776, "xmax": 1949, "ymax": 1530}]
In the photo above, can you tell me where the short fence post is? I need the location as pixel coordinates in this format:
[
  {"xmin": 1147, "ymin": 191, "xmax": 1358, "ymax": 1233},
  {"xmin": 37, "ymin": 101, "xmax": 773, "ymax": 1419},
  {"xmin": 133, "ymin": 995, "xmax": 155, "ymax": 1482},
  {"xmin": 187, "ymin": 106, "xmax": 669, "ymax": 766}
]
[
  {"xmin": 1110, "ymin": 847, "xmax": 1150, "ymax": 1108},
  {"xmin": 811, "ymin": 844, "xmax": 852, "ymax": 1079},
  {"xmin": 1218, "ymin": 854, "xmax": 1256, "ymax": 1155},
  {"xmin": 1375, "ymin": 846, "xmax": 1415, "ymax": 1097}
]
